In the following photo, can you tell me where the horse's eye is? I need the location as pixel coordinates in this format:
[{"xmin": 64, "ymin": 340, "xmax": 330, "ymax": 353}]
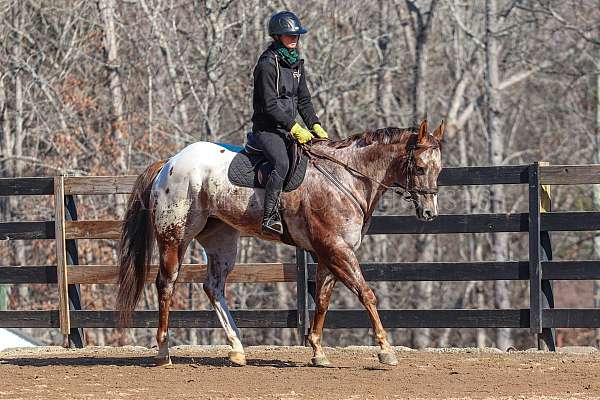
[{"xmin": 416, "ymin": 167, "xmax": 425, "ymax": 175}]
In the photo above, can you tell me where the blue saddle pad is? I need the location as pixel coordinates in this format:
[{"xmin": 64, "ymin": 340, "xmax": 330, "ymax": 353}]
[{"xmin": 215, "ymin": 142, "xmax": 243, "ymax": 153}]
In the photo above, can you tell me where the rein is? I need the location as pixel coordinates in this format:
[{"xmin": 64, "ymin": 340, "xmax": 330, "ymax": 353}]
[{"xmin": 301, "ymin": 141, "xmax": 439, "ymax": 209}]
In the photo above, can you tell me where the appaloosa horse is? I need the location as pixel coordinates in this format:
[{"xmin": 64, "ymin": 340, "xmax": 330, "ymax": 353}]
[{"xmin": 117, "ymin": 120, "xmax": 445, "ymax": 367}]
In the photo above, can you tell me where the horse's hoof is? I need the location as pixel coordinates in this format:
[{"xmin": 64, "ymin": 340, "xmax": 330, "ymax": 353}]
[
  {"xmin": 378, "ymin": 351, "xmax": 398, "ymax": 366},
  {"xmin": 154, "ymin": 355, "xmax": 172, "ymax": 367},
  {"xmin": 228, "ymin": 351, "xmax": 246, "ymax": 366},
  {"xmin": 311, "ymin": 355, "xmax": 332, "ymax": 368}
]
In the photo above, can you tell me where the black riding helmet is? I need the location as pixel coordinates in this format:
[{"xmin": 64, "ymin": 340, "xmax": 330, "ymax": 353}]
[{"xmin": 268, "ymin": 11, "xmax": 308, "ymax": 36}]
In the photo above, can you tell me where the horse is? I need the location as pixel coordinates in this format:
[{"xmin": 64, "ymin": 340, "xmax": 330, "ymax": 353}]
[{"xmin": 116, "ymin": 120, "xmax": 445, "ymax": 367}]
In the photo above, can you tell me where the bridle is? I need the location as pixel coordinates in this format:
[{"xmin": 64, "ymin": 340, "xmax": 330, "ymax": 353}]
[
  {"xmin": 301, "ymin": 140, "xmax": 440, "ymax": 208},
  {"xmin": 401, "ymin": 144, "xmax": 440, "ymax": 199}
]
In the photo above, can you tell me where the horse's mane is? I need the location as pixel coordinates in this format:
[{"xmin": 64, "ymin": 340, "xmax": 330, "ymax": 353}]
[{"xmin": 322, "ymin": 127, "xmax": 418, "ymax": 149}]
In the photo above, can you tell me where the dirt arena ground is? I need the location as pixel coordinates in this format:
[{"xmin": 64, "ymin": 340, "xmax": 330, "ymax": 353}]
[{"xmin": 1, "ymin": 345, "xmax": 599, "ymax": 400}]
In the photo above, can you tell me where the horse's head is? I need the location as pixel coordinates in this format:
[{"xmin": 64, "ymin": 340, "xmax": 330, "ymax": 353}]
[{"xmin": 402, "ymin": 120, "xmax": 444, "ymax": 221}]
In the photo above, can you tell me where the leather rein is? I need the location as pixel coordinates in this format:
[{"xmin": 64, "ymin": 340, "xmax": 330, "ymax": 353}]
[{"xmin": 300, "ymin": 140, "xmax": 439, "ymax": 215}]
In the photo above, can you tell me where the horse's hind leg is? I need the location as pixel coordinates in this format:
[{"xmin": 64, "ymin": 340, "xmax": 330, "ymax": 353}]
[
  {"xmin": 154, "ymin": 237, "xmax": 186, "ymax": 366},
  {"xmin": 196, "ymin": 219, "xmax": 244, "ymax": 366}
]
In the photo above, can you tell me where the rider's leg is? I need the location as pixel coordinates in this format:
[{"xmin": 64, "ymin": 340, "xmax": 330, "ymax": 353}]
[{"xmin": 255, "ymin": 131, "xmax": 289, "ymax": 235}]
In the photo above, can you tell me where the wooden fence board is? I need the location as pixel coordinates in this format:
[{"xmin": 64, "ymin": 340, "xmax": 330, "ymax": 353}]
[
  {"xmin": 0, "ymin": 177, "xmax": 54, "ymax": 196},
  {"xmin": 542, "ymin": 309, "xmax": 600, "ymax": 328},
  {"xmin": 322, "ymin": 309, "xmax": 531, "ymax": 328},
  {"xmin": 0, "ymin": 221, "xmax": 55, "ymax": 240},
  {"xmin": 64, "ymin": 176, "xmax": 137, "ymax": 195},
  {"xmin": 540, "ymin": 165, "xmax": 600, "ymax": 185},
  {"xmin": 0, "ymin": 266, "xmax": 58, "ymax": 283},
  {"xmin": 66, "ymin": 263, "xmax": 296, "ymax": 284},
  {"xmin": 59, "ymin": 212, "xmax": 600, "ymax": 240},
  {"xmin": 541, "ymin": 212, "xmax": 600, "ymax": 231},
  {"xmin": 542, "ymin": 260, "xmax": 600, "ymax": 280},
  {"xmin": 68, "ymin": 310, "xmax": 297, "ymax": 328},
  {"xmin": 3, "ymin": 260, "xmax": 598, "ymax": 285},
  {"xmin": 0, "ymin": 311, "xmax": 59, "ymax": 327},
  {"xmin": 7, "ymin": 212, "xmax": 600, "ymax": 241},
  {"xmin": 307, "ymin": 261, "xmax": 529, "ymax": 281},
  {"xmin": 65, "ymin": 220, "xmax": 121, "ymax": 239},
  {"xmin": 1, "ymin": 308, "xmax": 597, "ymax": 329},
  {"xmin": 437, "ymin": 165, "xmax": 529, "ymax": 186},
  {"xmin": 368, "ymin": 213, "xmax": 529, "ymax": 234}
]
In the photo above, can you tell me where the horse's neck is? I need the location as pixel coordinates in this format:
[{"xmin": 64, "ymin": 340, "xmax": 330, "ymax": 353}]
[
  {"xmin": 317, "ymin": 142, "xmax": 405, "ymax": 215},
  {"xmin": 355, "ymin": 143, "xmax": 404, "ymax": 213}
]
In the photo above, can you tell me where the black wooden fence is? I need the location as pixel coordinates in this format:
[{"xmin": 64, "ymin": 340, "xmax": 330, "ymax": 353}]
[{"xmin": 2, "ymin": 163, "xmax": 600, "ymax": 350}]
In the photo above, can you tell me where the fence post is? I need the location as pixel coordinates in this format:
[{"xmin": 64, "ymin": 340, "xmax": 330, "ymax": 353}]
[
  {"xmin": 65, "ymin": 195, "xmax": 85, "ymax": 348},
  {"xmin": 528, "ymin": 163, "xmax": 543, "ymax": 338},
  {"xmin": 538, "ymin": 161, "xmax": 556, "ymax": 351},
  {"xmin": 295, "ymin": 248, "xmax": 309, "ymax": 345},
  {"xmin": 54, "ymin": 175, "xmax": 71, "ymax": 347}
]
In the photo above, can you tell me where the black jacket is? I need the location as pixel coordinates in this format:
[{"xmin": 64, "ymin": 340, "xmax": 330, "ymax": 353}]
[{"xmin": 251, "ymin": 43, "xmax": 320, "ymax": 135}]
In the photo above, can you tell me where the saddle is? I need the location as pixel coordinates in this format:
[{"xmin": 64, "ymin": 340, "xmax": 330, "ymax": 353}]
[{"xmin": 226, "ymin": 132, "xmax": 309, "ymax": 192}]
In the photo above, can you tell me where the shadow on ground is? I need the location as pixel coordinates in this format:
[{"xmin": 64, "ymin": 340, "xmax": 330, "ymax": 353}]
[{"xmin": 0, "ymin": 355, "xmax": 303, "ymax": 368}]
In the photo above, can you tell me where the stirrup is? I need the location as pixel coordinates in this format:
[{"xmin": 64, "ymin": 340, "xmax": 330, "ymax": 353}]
[{"xmin": 262, "ymin": 214, "xmax": 283, "ymax": 235}]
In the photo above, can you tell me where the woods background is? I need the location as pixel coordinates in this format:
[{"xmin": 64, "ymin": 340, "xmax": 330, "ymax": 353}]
[{"xmin": 1, "ymin": 0, "xmax": 599, "ymax": 350}]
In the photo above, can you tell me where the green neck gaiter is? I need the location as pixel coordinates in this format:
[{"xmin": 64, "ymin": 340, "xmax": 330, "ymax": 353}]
[{"xmin": 274, "ymin": 41, "xmax": 299, "ymax": 66}]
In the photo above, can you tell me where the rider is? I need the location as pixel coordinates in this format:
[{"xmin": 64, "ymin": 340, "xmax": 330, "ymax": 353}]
[{"xmin": 252, "ymin": 10, "xmax": 329, "ymax": 235}]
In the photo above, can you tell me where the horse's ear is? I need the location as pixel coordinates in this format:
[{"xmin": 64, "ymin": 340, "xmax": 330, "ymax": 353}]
[
  {"xmin": 418, "ymin": 120, "xmax": 428, "ymax": 144},
  {"xmin": 433, "ymin": 120, "xmax": 445, "ymax": 141}
]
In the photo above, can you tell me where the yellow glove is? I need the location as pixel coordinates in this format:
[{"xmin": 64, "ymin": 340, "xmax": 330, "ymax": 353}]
[
  {"xmin": 290, "ymin": 122, "xmax": 313, "ymax": 144},
  {"xmin": 312, "ymin": 124, "xmax": 329, "ymax": 139}
]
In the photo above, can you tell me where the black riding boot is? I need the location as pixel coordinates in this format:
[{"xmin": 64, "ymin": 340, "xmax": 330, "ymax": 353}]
[{"xmin": 262, "ymin": 170, "xmax": 284, "ymax": 235}]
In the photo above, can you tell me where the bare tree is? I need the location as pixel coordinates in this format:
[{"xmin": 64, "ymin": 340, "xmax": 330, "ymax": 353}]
[
  {"xmin": 98, "ymin": 0, "xmax": 127, "ymax": 172},
  {"xmin": 484, "ymin": 0, "xmax": 512, "ymax": 350},
  {"xmin": 403, "ymin": 0, "xmax": 439, "ymax": 349}
]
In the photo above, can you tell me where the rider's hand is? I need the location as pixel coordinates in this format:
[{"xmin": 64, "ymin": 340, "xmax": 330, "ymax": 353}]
[
  {"xmin": 290, "ymin": 122, "xmax": 313, "ymax": 144},
  {"xmin": 312, "ymin": 123, "xmax": 329, "ymax": 139}
]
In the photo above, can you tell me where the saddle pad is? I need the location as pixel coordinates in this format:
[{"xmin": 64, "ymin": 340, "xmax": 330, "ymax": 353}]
[
  {"xmin": 227, "ymin": 150, "xmax": 308, "ymax": 192},
  {"xmin": 215, "ymin": 142, "xmax": 243, "ymax": 153}
]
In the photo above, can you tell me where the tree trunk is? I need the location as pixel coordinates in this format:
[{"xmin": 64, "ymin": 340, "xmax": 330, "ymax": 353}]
[
  {"xmin": 1, "ymin": 2, "xmax": 28, "ymax": 310},
  {"xmin": 139, "ymin": 0, "xmax": 188, "ymax": 145},
  {"xmin": 376, "ymin": 0, "xmax": 393, "ymax": 127},
  {"xmin": 98, "ymin": 0, "xmax": 127, "ymax": 172},
  {"xmin": 406, "ymin": 0, "xmax": 438, "ymax": 349},
  {"xmin": 485, "ymin": 0, "xmax": 511, "ymax": 350}
]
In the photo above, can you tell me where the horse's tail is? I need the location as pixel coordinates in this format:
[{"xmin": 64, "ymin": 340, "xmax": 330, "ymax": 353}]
[{"xmin": 117, "ymin": 160, "xmax": 165, "ymax": 326}]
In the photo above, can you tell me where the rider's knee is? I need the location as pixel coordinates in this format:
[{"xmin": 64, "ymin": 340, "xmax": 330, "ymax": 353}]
[{"xmin": 273, "ymin": 158, "xmax": 289, "ymax": 178}]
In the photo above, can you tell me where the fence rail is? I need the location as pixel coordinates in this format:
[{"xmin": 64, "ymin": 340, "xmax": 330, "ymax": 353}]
[{"xmin": 2, "ymin": 163, "xmax": 600, "ymax": 349}]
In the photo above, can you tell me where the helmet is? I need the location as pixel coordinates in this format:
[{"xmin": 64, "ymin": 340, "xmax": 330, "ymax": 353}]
[{"xmin": 268, "ymin": 11, "xmax": 308, "ymax": 36}]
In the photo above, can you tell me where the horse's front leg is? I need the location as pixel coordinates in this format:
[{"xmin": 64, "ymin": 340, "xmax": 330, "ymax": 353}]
[
  {"xmin": 197, "ymin": 224, "xmax": 245, "ymax": 366},
  {"xmin": 307, "ymin": 264, "xmax": 337, "ymax": 367},
  {"xmin": 323, "ymin": 244, "xmax": 397, "ymax": 366}
]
